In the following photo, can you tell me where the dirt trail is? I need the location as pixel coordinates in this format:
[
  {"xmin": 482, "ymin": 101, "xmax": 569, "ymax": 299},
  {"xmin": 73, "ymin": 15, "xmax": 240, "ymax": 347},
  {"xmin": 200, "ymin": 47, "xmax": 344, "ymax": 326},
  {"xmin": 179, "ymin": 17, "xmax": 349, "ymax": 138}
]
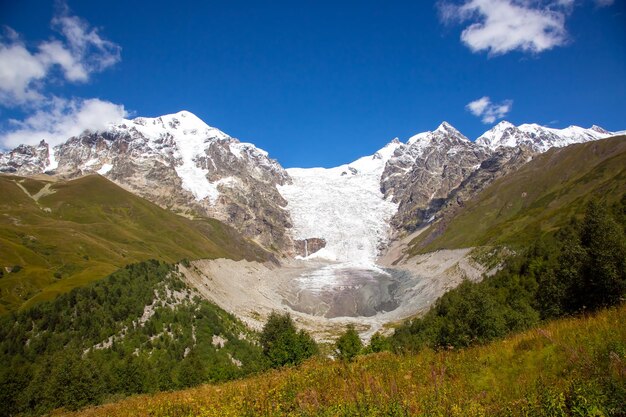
[{"xmin": 14, "ymin": 181, "xmax": 57, "ymax": 202}]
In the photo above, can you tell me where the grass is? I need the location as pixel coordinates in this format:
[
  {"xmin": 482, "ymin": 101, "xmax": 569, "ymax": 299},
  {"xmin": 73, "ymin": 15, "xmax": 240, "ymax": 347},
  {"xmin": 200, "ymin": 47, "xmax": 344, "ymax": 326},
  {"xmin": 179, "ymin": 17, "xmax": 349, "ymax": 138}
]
[
  {"xmin": 409, "ymin": 136, "xmax": 626, "ymax": 255},
  {"xmin": 0, "ymin": 174, "xmax": 271, "ymax": 313},
  {"xmin": 55, "ymin": 304, "xmax": 626, "ymax": 417}
]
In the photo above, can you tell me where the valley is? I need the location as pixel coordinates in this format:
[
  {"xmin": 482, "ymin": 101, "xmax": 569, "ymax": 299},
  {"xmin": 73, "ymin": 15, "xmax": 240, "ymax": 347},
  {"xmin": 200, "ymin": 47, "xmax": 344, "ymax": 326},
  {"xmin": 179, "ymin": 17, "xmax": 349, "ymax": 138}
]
[
  {"xmin": 1, "ymin": 112, "xmax": 623, "ymax": 335},
  {"xmin": 1, "ymin": 112, "xmax": 624, "ymax": 416},
  {"xmin": 2, "ymin": 2, "xmax": 625, "ymax": 415}
]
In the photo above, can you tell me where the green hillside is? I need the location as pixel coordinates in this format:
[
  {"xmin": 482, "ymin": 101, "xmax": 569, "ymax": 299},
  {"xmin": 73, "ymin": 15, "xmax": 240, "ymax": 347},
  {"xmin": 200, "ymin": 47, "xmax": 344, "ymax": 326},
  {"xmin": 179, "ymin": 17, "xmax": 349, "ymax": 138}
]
[
  {"xmin": 0, "ymin": 260, "xmax": 267, "ymax": 416},
  {"xmin": 56, "ymin": 304, "xmax": 626, "ymax": 417},
  {"xmin": 409, "ymin": 135, "xmax": 626, "ymax": 254},
  {"xmin": 0, "ymin": 174, "xmax": 271, "ymax": 313}
]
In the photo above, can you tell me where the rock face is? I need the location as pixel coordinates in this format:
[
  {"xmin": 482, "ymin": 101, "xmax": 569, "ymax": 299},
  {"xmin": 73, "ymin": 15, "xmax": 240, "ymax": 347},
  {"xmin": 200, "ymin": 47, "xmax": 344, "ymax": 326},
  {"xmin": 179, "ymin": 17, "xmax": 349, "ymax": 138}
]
[
  {"xmin": 380, "ymin": 121, "xmax": 617, "ymax": 237},
  {"xmin": 381, "ymin": 122, "xmax": 490, "ymax": 234},
  {"xmin": 412, "ymin": 145, "xmax": 535, "ymax": 248},
  {"xmin": 0, "ymin": 111, "xmax": 293, "ymax": 250},
  {"xmin": 293, "ymin": 238, "xmax": 327, "ymax": 257},
  {"xmin": 0, "ymin": 112, "xmax": 618, "ymax": 259},
  {"xmin": 0, "ymin": 140, "xmax": 53, "ymax": 175}
]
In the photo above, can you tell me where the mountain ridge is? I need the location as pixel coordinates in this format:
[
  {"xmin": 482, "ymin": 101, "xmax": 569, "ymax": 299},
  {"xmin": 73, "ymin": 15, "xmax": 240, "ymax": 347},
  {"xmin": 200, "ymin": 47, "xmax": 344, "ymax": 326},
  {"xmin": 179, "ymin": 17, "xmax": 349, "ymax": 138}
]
[
  {"xmin": 408, "ymin": 135, "xmax": 626, "ymax": 254},
  {"xmin": 1, "ymin": 112, "xmax": 617, "ymax": 165},
  {"xmin": 0, "ymin": 111, "xmax": 622, "ymax": 259}
]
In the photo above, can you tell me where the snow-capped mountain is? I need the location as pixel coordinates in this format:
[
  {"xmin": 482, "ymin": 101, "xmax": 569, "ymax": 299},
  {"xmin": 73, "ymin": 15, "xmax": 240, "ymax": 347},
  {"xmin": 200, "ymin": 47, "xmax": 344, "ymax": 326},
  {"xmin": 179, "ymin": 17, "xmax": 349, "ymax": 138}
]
[
  {"xmin": 0, "ymin": 140, "xmax": 54, "ymax": 175},
  {"xmin": 476, "ymin": 121, "xmax": 613, "ymax": 152},
  {"xmin": 378, "ymin": 121, "xmax": 620, "ymax": 236},
  {"xmin": 380, "ymin": 122, "xmax": 489, "ymax": 232},
  {"xmin": 0, "ymin": 111, "xmax": 292, "ymax": 249},
  {"xmin": 0, "ymin": 112, "xmax": 621, "ymax": 257}
]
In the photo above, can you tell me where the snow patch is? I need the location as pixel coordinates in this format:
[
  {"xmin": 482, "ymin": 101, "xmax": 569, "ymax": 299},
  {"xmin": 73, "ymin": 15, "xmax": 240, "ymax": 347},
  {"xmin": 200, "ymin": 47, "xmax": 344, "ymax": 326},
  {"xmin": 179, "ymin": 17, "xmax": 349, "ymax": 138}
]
[
  {"xmin": 45, "ymin": 145, "xmax": 58, "ymax": 171},
  {"xmin": 97, "ymin": 163, "xmax": 113, "ymax": 175},
  {"xmin": 174, "ymin": 140, "xmax": 215, "ymax": 202},
  {"xmin": 229, "ymin": 142, "xmax": 268, "ymax": 159},
  {"xmin": 83, "ymin": 158, "xmax": 99, "ymax": 168},
  {"xmin": 110, "ymin": 111, "xmax": 231, "ymax": 203},
  {"xmin": 477, "ymin": 121, "xmax": 616, "ymax": 151}
]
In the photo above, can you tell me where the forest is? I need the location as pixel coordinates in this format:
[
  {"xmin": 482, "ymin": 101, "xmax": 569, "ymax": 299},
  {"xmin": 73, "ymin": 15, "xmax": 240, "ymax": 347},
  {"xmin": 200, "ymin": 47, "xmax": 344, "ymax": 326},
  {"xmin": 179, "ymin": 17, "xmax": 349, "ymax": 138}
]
[{"xmin": 0, "ymin": 261, "xmax": 267, "ymax": 415}]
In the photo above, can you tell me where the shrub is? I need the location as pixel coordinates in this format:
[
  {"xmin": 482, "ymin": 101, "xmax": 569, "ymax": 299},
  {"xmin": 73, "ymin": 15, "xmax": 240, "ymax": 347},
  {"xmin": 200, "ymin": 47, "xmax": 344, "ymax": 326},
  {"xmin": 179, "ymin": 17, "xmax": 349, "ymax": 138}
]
[
  {"xmin": 335, "ymin": 324, "xmax": 363, "ymax": 361},
  {"xmin": 260, "ymin": 312, "xmax": 318, "ymax": 368}
]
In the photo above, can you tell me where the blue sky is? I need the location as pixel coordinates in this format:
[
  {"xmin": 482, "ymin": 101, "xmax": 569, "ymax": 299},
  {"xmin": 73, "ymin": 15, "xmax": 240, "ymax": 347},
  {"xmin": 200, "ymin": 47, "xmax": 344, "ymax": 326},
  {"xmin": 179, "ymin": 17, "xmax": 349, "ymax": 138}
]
[{"xmin": 1, "ymin": 0, "xmax": 624, "ymax": 167}]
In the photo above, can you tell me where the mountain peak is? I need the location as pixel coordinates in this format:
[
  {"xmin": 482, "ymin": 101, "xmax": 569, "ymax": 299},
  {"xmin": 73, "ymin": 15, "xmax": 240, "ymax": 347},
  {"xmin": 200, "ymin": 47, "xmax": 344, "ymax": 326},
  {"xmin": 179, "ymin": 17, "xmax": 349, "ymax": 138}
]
[
  {"xmin": 435, "ymin": 121, "xmax": 469, "ymax": 142},
  {"xmin": 591, "ymin": 125, "xmax": 610, "ymax": 134},
  {"xmin": 436, "ymin": 121, "xmax": 456, "ymax": 133},
  {"xmin": 406, "ymin": 122, "xmax": 469, "ymax": 148},
  {"xmin": 478, "ymin": 122, "xmax": 615, "ymax": 152},
  {"xmin": 494, "ymin": 120, "xmax": 515, "ymax": 129}
]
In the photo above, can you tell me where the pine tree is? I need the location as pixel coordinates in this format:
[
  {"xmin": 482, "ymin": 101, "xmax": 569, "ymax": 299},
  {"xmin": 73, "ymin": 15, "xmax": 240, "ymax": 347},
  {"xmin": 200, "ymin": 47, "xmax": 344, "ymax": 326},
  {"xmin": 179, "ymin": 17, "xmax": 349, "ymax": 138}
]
[
  {"xmin": 335, "ymin": 325, "xmax": 363, "ymax": 361},
  {"xmin": 260, "ymin": 312, "xmax": 317, "ymax": 368},
  {"xmin": 578, "ymin": 200, "xmax": 626, "ymax": 309}
]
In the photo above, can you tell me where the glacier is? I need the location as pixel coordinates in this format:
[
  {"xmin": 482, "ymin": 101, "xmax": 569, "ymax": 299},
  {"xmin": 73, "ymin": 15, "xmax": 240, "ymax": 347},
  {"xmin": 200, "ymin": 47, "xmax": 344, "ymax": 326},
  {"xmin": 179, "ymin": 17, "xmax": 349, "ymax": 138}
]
[
  {"xmin": 278, "ymin": 140, "xmax": 401, "ymax": 268},
  {"xmin": 277, "ymin": 141, "xmax": 403, "ymax": 297}
]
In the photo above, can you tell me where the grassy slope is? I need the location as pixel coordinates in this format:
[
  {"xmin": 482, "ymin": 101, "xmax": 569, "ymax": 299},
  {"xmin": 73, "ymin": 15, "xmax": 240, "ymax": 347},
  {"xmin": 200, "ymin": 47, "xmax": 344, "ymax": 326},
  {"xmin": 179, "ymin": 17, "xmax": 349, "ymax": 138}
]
[
  {"xmin": 409, "ymin": 135, "xmax": 626, "ymax": 254},
  {"xmin": 0, "ymin": 174, "xmax": 270, "ymax": 313},
  {"xmin": 57, "ymin": 304, "xmax": 626, "ymax": 417}
]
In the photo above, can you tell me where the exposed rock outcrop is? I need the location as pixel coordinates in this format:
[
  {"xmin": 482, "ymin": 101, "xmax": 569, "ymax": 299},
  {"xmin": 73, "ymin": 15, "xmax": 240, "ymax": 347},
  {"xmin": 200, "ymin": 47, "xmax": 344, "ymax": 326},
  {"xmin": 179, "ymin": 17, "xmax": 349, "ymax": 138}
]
[
  {"xmin": 381, "ymin": 122, "xmax": 490, "ymax": 234},
  {"xmin": 294, "ymin": 238, "xmax": 327, "ymax": 257}
]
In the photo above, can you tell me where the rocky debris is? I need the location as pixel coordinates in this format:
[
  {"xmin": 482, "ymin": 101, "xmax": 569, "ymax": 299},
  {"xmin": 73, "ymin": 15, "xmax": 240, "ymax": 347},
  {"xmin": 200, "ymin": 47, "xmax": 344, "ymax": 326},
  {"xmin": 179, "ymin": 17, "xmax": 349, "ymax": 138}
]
[
  {"xmin": 294, "ymin": 238, "xmax": 327, "ymax": 257},
  {"xmin": 228, "ymin": 353, "xmax": 243, "ymax": 367},
  {"xmin": 179, "ymin": 253, "xmax": 489, "ymax": 342},
  {"xmin": 212, "ymin": 334, "xmax": 227, "ymax": 348}
]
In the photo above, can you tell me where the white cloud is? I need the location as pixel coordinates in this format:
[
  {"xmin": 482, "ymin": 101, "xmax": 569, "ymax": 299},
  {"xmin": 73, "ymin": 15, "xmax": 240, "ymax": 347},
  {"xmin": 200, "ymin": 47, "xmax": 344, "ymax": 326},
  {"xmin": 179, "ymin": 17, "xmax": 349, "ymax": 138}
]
[
  {"xmin": 50, "ymin": 12, "xmax": 121, "ymax": 75},
  {"xmin": 594, "ymin": 0, "xmax": 614, "ymax": 6},
  {"xmin": 440, "ymin": 0, "xmax": 571, "ymax": 55},
  {"xmin": 0, "ymin": 4, "xmax": 125, "ymax": 150},
  {"xmin": 1, "ymin": 98, "xmax": 127, "ymax": 148},
  {"xmin": 0, "ymin": 42, "xmax": 48, "ymax": 104},
  {"xmin": 0, "ymin": 7, "xmax": 120, "ymax": 106},
  {"xmin": 466, "ymin": 96, "xmax": 512, "ymax": 123}
]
